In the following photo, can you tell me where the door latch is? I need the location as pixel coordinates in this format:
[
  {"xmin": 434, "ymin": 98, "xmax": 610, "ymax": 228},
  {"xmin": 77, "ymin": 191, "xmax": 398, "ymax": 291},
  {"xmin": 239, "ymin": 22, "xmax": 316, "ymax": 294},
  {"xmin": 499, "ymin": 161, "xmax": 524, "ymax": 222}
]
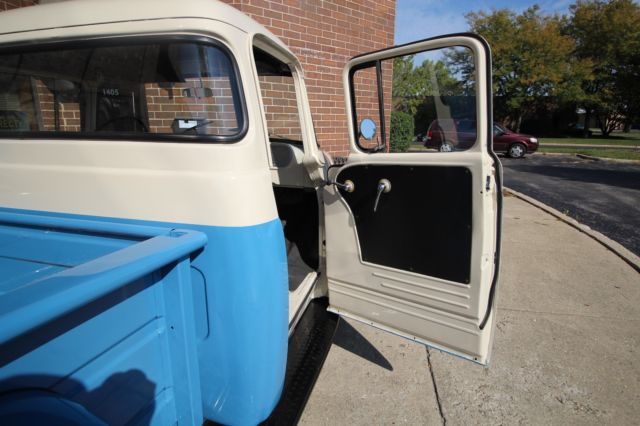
[
  {"xmin": 328, "ymin": 179, "xmax": 354, "ymax": 192},
  {"xmin": 373, "ymin": 179, "xmax": 391, "ymax": 212}
]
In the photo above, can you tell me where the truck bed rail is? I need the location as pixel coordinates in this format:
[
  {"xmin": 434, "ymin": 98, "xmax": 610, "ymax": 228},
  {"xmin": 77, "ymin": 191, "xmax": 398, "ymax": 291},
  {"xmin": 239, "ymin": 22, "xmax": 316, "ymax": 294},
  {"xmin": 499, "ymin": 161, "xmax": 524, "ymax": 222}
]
[{"xmin": 0, "ymin": 211, "xmax": 207, "ymax": 345}]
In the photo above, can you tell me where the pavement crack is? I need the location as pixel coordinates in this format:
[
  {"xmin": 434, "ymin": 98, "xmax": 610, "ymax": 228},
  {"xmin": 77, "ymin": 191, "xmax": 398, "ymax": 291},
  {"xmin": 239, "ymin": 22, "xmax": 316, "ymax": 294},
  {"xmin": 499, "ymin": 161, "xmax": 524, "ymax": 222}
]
[
  {"xmin": 499, "ymin": 307, "xmax": 640, "ymax": 321},
  {"xmin": 426, "ymin": 347, "xmax": 447, "ymax": 426}
]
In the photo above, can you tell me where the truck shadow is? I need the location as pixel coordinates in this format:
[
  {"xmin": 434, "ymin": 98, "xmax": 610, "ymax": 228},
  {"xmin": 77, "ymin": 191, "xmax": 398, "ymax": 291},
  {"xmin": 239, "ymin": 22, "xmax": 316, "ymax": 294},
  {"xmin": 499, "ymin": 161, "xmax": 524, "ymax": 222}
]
[
  {"xmin": 0, "ymin": 370, "xmax": 156, "ymax": 425},
  {"xmin": 332, "ymin": 320, "xmax": 393, "ymax": 371}
]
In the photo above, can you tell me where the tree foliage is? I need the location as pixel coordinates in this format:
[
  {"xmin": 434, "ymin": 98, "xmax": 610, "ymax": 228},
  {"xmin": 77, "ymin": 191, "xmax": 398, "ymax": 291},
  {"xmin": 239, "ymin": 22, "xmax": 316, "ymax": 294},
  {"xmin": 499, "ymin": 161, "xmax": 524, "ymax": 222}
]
[
  {"xmin": 392, "ymin": 55, "xmax": 463, "ymax": 114},
  {"xmin": 386, "ymin": 1, "xmax": 640, "ymax": 138},
  {"xmin": 389, "ymin": 110, "xmax": 414, "ymax": 152},
  {"xmin": 567, "ymin": 0, "xmax": 640, "ymax": 135},
  {"xmin": 392, "ymin": 55, "xmax": 424, "ymax": 114},
  {"xmin": 449, "ymin": 6, "xmax": 589, "ymax": 132}
]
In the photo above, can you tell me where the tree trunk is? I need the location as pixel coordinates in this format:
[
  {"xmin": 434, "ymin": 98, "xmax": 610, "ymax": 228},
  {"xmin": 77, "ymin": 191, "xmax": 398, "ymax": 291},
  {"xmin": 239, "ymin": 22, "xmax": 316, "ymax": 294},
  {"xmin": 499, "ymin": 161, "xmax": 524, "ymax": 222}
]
[
  {"xmin": 515, "ymin": 113, "xmax": 523, "ymax": 133},
  {"xmin": 598, "ymin": 115, "xmax": 611, "ymax": 137},
  {"xmin": 583, "ymin": 109, "xmax": 591, "ymax": 138}
]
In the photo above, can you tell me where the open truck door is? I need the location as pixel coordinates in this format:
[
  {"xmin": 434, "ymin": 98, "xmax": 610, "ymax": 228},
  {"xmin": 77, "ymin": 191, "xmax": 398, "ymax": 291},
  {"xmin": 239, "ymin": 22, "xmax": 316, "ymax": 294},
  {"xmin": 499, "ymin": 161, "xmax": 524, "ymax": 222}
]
[{"xmin": 324, "ymin": 34, "xmax": 502, "ymax": 365}]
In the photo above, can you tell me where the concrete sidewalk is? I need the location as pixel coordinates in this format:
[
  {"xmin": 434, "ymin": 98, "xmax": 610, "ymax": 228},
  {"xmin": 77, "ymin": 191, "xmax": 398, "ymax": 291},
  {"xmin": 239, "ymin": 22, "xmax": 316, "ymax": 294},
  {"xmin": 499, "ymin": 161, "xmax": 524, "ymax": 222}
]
[{"xmin": 300, "ymin": 195, "xmax": 640, "ymax": 425}]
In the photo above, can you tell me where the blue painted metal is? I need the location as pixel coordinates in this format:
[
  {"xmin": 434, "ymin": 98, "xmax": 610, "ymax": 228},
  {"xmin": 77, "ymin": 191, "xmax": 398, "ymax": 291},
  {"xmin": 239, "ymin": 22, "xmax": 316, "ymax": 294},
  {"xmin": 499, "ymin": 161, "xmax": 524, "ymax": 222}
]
[
  {"xmin": 0, "ymin": 391, "xmax": 107, "ymax": 425},
  {"xmin": 0, "ymin": 210, "xmax": 172, "ymax": 238},
  {"xmin": 0, "ymin": 212, "xmax": 207, "ymax": 425},
  {"xmin": 194, "ymin": 219, "xmax": 288, "ymax": 426},
  {"xmin": 0, "ymin": 214, "xmax": 207, "ymax": 344},
  {"xmin": 0, "ymin": 208, "xmax": 289, "ymax": 426}
]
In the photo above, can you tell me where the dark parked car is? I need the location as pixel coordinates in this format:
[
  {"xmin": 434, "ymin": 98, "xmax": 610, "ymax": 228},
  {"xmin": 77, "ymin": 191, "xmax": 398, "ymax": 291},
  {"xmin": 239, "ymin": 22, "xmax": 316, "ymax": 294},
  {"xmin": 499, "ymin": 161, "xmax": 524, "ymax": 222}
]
[{"xmin": 423, "ymin": 119, "xmax": 538, "ymax": 158}]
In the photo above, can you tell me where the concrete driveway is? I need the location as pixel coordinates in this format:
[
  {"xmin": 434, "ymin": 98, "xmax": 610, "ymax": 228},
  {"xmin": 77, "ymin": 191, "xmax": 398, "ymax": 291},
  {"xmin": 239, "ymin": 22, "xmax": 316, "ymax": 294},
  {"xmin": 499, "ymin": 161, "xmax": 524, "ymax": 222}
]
[{"xmin": 300, "ymin": 195, "xmax": 640, "ymax": 425}]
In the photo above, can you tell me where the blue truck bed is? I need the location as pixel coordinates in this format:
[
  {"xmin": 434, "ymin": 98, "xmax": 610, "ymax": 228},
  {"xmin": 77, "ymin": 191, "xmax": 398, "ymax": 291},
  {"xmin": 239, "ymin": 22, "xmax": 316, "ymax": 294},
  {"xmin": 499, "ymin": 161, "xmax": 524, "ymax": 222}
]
[{"xmin": 0, "ymin": 212, "xmax": 207, "ymax": 425}]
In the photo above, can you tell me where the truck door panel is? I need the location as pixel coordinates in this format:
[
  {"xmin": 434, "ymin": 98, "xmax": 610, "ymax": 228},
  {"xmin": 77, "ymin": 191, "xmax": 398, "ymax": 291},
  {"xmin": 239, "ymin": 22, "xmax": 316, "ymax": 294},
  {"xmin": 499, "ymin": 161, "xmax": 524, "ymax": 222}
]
[
  {"xmin": 335, "ymin": 164, "xmax": 472, "ymax": 283},
  {"xmin": 325, "ymin": 35, "xmax": 502, "ymax": 365}
]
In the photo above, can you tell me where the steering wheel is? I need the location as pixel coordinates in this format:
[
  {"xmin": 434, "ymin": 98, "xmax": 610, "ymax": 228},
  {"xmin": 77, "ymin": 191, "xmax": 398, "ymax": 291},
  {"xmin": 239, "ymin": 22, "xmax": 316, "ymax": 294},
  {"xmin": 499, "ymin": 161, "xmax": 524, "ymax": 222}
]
[{"xmin": 96, "ymin": 116, "xmax": 149, "ymax": 132}]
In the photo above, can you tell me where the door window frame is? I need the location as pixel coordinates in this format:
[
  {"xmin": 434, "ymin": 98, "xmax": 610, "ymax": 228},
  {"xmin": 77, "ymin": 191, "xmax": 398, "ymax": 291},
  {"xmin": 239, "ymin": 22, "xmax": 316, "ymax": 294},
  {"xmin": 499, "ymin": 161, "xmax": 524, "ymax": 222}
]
[{"xmin": 344, "ymin": 33, "xmax": 494, "ymax": 156}]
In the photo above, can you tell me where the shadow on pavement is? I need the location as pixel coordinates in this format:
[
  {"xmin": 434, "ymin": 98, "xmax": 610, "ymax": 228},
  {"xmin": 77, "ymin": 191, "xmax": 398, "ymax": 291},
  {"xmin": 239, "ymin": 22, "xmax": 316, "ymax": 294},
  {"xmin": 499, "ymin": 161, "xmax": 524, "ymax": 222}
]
[{"xmin": 332, "ymin": 320, "xmax": 393, "ymax": 371}]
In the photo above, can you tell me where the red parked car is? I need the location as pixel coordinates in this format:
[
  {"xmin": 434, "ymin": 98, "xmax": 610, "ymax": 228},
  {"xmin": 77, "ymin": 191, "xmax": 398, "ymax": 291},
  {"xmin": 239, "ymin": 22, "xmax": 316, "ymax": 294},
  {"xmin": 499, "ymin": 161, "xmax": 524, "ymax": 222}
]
[{"xmin": 423, "ymin": 119, "xmax": 538, "ymax": 158}]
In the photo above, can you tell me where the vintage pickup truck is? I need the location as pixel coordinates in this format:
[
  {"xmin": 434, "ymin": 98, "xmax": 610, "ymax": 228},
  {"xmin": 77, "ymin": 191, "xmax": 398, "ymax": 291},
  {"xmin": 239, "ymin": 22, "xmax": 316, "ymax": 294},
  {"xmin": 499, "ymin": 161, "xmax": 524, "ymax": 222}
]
[{"xmin": 0, "ymin": 0, "xmax": 502, "ymax": 424}]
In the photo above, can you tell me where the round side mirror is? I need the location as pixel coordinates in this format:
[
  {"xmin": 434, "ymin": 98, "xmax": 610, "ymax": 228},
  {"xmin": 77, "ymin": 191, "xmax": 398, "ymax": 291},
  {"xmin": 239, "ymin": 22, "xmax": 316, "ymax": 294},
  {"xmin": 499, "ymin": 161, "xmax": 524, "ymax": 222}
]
[{"xmin": 359, "ymin": 118, "xmax": 377, "ymax": 140}]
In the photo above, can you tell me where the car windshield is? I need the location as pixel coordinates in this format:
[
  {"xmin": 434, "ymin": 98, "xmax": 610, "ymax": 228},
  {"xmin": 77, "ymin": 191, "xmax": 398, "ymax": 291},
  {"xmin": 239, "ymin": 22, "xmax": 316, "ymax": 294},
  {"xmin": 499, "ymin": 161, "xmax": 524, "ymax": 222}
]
[{"xmin": 494, "ymin": 123, "xmax": 507, "ymax": 133}]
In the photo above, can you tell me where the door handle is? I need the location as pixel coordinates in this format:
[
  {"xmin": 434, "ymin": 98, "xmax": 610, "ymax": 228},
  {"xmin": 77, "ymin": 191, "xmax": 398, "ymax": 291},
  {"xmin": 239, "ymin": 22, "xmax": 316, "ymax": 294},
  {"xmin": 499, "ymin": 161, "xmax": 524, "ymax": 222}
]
[{"xmin": 373, "ymin": 179, "xmax": 391, "ymax": 212}]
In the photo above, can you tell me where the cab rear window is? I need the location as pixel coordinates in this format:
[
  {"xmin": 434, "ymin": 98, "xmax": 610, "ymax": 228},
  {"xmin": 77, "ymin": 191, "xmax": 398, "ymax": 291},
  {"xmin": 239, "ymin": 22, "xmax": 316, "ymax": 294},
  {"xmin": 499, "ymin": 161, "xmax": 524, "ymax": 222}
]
[{"xmin": 0, "ymin": 38, "xmax": 246, "ymax": 141}]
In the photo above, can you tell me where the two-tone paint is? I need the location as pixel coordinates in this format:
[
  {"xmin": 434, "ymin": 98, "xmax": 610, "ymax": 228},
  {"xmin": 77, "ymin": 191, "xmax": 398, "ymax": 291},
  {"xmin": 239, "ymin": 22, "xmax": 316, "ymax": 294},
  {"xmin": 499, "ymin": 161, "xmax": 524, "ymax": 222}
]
[{"xmin": 0, "ymin": 1, "xmax": 301, "ymax": 424}]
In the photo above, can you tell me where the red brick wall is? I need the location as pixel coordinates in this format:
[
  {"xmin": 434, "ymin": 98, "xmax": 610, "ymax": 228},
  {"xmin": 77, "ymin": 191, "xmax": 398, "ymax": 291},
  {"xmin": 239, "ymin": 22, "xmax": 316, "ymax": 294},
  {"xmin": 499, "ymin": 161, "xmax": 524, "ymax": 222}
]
[
  {"xmin": 1, "ymin": 0, "xmax": 397, "ymax": 155},
  {"xmin": 145, "ymin": 79, "xmax": 239, "ymax": 135},
  {"xmin": 258, "ymin": 74, "xmax": 302, "ymax": 140},
  {"xmin": 34, "ymin": 80, "xmax": 81, "ymax": 132},
  {"xmin": 29, "ymin": 78, "xmax": 239, "ymax": 135},
  {"xmin": 351, "ymin": 61, "xmax": 394, "ymax": 151},
  {"xmin": 0, "ymin": 0, "xmax": 37, "ymax": 11},
  {"xmin": 221, "ymin": 0, "xmax": 396, "ymax": 157}
]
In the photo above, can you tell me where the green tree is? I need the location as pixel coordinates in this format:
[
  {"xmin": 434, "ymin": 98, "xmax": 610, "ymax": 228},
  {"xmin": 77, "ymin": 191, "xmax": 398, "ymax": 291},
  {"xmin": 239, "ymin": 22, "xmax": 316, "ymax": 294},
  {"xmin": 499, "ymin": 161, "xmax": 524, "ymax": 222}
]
[
  {"xmin": 448, "ymin": 6, "xmax": 589, "ymax": 132},
  {"xmin": 392, "ymin": 55, "xmax": 463, "ymax": 114},
  {"xmin": 392, "ymin": 55, "xmax": 424, "ymax": 114},
  {"xmin": 389, "ymin": 110, "xmax": 414, "ymax": 152},
  {"xmin": 421, "ymin": 58, "xmax": 465, "ymax": 96},
  {"xmin": 567, "ymin": 0, "xmax": 640, "ymax": 136}
]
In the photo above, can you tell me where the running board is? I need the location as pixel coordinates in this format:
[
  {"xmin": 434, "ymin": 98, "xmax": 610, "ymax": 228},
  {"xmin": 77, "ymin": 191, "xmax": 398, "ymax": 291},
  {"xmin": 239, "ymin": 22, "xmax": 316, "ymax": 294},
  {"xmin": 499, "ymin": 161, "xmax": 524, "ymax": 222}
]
[{"xmin": 262, "ymin": 297, "xmax": 339, "ymax": 425}]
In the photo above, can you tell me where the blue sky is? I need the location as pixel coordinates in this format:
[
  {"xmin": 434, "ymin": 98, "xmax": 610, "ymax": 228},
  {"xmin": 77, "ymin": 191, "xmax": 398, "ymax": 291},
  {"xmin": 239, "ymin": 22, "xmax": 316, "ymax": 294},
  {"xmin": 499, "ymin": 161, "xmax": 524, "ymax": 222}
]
[{"xmin": 395, "ymin": 0, "xmax": 574, "ymax": 44}]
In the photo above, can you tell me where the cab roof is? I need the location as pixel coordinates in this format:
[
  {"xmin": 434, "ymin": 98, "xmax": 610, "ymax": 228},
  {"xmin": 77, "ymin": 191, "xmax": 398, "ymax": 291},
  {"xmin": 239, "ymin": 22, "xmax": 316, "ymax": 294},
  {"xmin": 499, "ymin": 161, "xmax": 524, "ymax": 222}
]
[{"xmin": 0, "ymin": 0, "xmax": 288, "ymax": 52}]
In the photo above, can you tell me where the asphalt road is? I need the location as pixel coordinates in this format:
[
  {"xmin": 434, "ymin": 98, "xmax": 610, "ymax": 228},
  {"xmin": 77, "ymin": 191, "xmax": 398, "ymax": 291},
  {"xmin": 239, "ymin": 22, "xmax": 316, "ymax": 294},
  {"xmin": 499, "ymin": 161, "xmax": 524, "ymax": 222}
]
[{"xmin": 501, "ymin": 154, "xmax": 640, "ymax": 255}]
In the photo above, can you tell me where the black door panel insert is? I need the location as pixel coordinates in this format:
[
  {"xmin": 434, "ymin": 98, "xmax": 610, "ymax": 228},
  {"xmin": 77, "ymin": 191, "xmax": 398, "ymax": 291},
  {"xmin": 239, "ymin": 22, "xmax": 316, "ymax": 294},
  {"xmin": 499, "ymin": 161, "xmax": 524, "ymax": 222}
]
[{"xmin": 337, "ymin": 165, "xmax": 472, "ymax": 283}]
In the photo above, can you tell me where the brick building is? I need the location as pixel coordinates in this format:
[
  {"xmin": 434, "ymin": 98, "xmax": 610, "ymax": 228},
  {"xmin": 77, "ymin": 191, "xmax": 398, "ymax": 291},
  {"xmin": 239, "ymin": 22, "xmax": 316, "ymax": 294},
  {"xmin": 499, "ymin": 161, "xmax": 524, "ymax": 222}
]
[
  {"xmin": 0, "ymin": 0, "xmax": 396, "ymax": 156},
  {"xmin": 221, "ymin": 0, "xmax": 396, "ymax": 155},
  {"xmin": 0, "ymin": 0, "xmax": 36, "ymax": 10}
]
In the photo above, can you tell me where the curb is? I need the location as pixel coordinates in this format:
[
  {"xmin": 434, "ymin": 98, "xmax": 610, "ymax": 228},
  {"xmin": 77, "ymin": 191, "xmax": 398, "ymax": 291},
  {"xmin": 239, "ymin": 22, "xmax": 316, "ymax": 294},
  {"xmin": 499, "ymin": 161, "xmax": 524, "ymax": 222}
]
[
  {"xmin": 576, "ymin": 154, "xmax": 602, "ymax": 161},
  {"xmin": 575, "ymin": 153, "xmax": 640, "ymax": 164},
  {"xmin": 504, "ymin": 187, "xmax": 640, "ymax": 273},
  {"xmin": 541, "ymin": 143, "xmax": 640, "ymax": 150},
  {"xmin": 536, "ymin": 151, "xmax": 640, "ymax": 164}
]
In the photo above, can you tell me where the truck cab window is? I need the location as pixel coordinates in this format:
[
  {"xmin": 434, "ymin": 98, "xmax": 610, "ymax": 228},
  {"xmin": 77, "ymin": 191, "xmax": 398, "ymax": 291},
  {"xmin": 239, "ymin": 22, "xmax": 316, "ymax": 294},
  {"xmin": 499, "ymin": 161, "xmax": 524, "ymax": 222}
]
[
  {"xmin": 0, "ymin": 39, "xmax": 245, "ymax": 141},
  {"xmin": 254, "ymin": 48, "xmax": 303, "ymax": 146}
]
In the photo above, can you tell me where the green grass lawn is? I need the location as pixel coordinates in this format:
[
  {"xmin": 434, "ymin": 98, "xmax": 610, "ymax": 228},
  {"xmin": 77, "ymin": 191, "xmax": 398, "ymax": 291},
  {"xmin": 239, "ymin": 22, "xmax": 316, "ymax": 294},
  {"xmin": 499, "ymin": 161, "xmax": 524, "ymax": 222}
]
[
  {"xmin": 540, "ymin": 129, "xmax": 640, "ymax": 146},
  {"xmin": 539, "ymin": 147, "xmax": 640, "ymax": 160},
  {"xmin": 539, "ymin": 129, "xmax": 640, "ymax": 160}
]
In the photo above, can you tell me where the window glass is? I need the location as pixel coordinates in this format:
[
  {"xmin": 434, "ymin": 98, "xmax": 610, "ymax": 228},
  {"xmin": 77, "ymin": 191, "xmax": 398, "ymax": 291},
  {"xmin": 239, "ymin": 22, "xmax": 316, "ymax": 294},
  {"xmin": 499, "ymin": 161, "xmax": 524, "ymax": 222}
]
[
  {"xmin": 351, "ymin": 46, "xmax": 477, "ymax": 153},
  {"xmin": 0, "ymin": 40, "xmax": 244, "ymax": 140},
  {"xmin": 254, "ymin": 48, "xmax": 303, "ymax": 145},
  {"xmin": 352, "ymin": 64, "xmax": 386, "ymax": 151}
]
